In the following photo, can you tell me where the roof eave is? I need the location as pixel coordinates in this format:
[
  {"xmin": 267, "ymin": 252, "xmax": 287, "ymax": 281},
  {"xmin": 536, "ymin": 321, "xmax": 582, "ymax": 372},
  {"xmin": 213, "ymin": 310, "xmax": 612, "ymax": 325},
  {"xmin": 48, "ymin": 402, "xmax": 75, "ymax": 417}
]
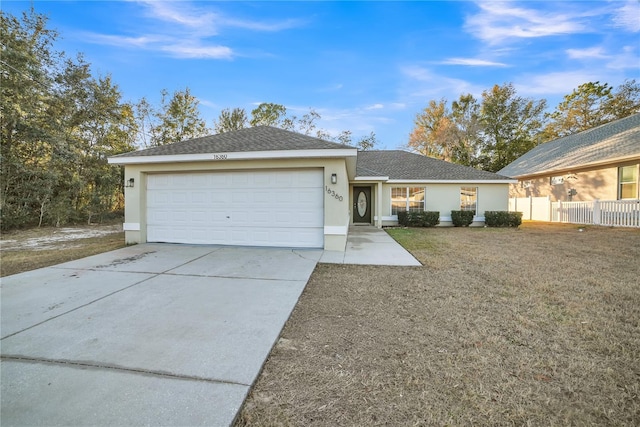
[
  {"xmin": 108, "ymin": 148, "xmax": 358, "ymax": 165},
  {"xmin": 353, "ymin": 176, "xmax": 390, "ymax": 181},
  {"xmin": 504, "ymin": 153, "xmax": 640, "ymax": 180},
  {"xmin": 386, "ymin": 179, "xmax": 517, "ymax": 184}
]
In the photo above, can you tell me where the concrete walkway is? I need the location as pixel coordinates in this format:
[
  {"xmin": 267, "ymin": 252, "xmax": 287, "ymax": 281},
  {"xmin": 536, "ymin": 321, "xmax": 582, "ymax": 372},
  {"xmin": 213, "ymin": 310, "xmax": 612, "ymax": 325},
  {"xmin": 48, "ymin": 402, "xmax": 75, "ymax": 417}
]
[{"xmin": 320, "ymin": 225, "xmax": 421, "ymax": 266}]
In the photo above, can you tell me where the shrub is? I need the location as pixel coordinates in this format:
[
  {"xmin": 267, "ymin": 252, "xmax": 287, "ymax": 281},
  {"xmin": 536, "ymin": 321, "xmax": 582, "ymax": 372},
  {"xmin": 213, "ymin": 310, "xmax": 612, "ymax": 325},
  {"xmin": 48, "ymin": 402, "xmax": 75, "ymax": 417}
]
[
  {"xmin": 484, "ymin": 211, "xmax": 523, "ymax": 227},
  {"xmin": 397, "ymin": 211, "xmax": 440, "ymax": 227},
  {"xmin": 450, "ymin": 210, "xmax": 474, "ymax": 227}
]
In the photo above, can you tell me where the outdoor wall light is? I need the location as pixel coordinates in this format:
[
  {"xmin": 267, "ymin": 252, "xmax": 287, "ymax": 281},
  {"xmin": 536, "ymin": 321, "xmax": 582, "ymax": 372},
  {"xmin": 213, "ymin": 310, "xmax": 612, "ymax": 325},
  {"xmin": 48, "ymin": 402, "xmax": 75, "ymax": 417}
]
[
  {"xmin": 331, "ymin": 173, "xmax": 338, "ymax": 184},
  {"xmin": 125, "ymin": 178, "xmax": 135, "ymax": 188}
]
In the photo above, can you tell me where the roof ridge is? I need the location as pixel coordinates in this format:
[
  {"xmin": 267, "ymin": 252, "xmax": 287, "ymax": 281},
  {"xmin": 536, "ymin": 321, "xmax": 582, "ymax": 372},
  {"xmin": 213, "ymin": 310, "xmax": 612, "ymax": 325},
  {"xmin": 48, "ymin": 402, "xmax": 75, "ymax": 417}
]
[{"xmin": 112, "ymin": 125, "xmax": 355, "ymax": 158}]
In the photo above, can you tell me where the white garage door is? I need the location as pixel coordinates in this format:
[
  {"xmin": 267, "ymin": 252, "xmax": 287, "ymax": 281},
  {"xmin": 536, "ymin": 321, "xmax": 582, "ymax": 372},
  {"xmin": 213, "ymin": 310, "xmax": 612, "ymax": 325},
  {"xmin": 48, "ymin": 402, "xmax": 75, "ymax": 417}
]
[{"xmin": 146, "ymin": 169, "xmax": 324, "ymax": 248}]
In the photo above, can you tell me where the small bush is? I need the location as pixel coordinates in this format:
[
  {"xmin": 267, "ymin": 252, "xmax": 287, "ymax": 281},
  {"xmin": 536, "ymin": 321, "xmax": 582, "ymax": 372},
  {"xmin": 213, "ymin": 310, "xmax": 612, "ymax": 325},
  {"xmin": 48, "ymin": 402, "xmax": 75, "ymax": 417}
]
[
  {"xmin": 397, "ymin": 211, "xmax": 440, "ymax": 227},
  {"xmin": 484, "ymin": 211, "xmax": 523, "ymax": 228},
  {"xmin": 450, "ymin": 210, "xmax": 474, "ymax": 227}
]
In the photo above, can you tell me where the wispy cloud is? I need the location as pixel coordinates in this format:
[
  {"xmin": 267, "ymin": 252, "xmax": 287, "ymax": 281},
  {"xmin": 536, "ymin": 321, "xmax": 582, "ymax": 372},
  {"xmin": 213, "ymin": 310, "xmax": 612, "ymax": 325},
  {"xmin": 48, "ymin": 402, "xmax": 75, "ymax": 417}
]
[
  {"xmin": 139, "ymin": 1, "xmax": 219, "ymax": 34},
  {"xmin": 139, "ymin": 1, "xmax": 305, "ymax": 34},
  {"xmin": 606, "ymin": 45, "xmax": 639, "ymax": 70},
  {"xmin": 317, "ymin": 83, "xmax": 344, "ymax": 93},
  {"xmin": 84, "ymin": 1, "xmax": 305, "ymax": 59},
  {"xmin": 612, "ymin": 0, "xmax": 640, "ymax": 32},
  {"xmin": 365, "ymin": 103, "xmax": 384, "ymax": 110},
  {"xmin": 565, "ymin": 44, "xmax": 639, "ymax": 71},
  {"xmin": 439, "ymin": 57, "xmax": 508, "ymax": 67},
  {"xmin": 82, "ymin": 33, "xmax": 167, "ymax": 48},
  {"xmin": 161, "ymin": 44, "xmax": 233, "ymax": 60},
  {"xmin": 464, "ymin": 1, "xmax": 590, "ymax": 45},
  {"xmin": 514, "ymin": 70, "xmax": 602, "ymax": 96},
  {"xmin": 566, "ymin": 46, "xmax": 608, "ymax": 59},
  {"xmin": 400, "ymin": 65, "xmax": 481, "ymax": 99}
]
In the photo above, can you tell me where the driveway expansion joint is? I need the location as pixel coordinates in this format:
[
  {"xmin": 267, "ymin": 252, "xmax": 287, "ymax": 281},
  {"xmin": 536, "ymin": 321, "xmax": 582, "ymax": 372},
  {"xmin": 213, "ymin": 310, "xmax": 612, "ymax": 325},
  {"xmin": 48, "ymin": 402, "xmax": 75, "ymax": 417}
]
[
  {"xmin": 0, "ymin": 355, "xmax": 250, "ymax": 387},
  {"xmin": 0, "ymin": 273, "xmax": 160, "ymax": 340}
]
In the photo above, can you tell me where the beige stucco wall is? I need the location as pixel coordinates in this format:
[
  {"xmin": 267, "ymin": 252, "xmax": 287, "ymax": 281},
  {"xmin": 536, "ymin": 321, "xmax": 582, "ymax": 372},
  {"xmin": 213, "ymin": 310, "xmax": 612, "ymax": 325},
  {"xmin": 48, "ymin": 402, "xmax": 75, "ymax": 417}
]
[
  {"xmin": 122, "ymin": 157, "xmax": 350, "ymax": 251},
  {"xmin": 369, "ymin": 182, "xmax": 510, "ymax": 227},
  {"xmin": 508, "ymin": 161, "xmax": 640, "ymax": 202}
]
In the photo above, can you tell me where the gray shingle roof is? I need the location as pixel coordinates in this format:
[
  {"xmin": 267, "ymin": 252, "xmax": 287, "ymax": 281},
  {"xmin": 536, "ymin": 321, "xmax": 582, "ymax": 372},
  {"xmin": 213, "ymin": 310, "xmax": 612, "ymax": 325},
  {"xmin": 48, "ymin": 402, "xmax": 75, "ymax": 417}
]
[
  {"xmin": 499, "ymin": 113, "xmax": 640, "ymax": 178},
  {"xmin": 356, "ymin": 150, "xmax": 513, "ymax": 181},
  {"xmin": 111, "ymin": 126, "xmax": 354, "ymax": 158}
]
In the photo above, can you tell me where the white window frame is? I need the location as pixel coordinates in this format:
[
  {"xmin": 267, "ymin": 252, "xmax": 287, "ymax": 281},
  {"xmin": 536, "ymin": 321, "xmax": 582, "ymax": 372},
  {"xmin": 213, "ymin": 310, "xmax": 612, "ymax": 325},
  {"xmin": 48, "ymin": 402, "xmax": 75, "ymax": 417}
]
[
  {"xmin": 391, "ymin": 187, "xmax": 426, "ymax": 215},
  {"xmin": 460, "ymin": 186, "xmax": 478, "ymax": 215},
  {"xmin": 618, "ymin": 164, "xmax": 639, "ymax": 200}
]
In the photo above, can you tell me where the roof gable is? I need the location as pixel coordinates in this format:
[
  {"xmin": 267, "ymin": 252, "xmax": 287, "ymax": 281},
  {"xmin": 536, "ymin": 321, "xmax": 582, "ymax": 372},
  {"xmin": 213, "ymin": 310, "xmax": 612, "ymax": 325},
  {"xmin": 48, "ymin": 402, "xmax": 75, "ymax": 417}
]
[
  {"xmin": 499, "ymin": 113, "xmax": 640, "ymax": 178},
  {"xmin": 356, "ymin": 150, "xmax": 513, "ymax": 181},
  {"xmin": 112, "ymin": 126, "xmax": 354, "ymax": 158}
]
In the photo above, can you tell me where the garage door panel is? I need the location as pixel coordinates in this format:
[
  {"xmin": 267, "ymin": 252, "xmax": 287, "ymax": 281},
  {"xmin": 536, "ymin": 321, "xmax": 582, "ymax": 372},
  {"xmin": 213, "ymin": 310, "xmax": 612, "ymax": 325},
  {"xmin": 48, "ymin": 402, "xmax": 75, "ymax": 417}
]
[
  {"xmin": 146, "ymin": 170, "xmax": 323, "ymax": 248},
  {"xmin": 172, "ymin": 192, "xmax": 188, "ymax": 204}
]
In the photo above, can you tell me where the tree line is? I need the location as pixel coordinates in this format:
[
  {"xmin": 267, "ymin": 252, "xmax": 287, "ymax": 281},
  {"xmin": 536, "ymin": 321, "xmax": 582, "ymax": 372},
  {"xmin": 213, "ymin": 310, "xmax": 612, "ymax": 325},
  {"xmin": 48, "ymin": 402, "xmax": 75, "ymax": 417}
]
[
  {"xmin": 408, "ymin": 80, "xmax": 639, "ymax": 172},
  {"xmin": 2, "ymin": 9, "xmax": 638, "ymax": 230},
  {"xmin": 136, "ymin": 93, "xmax": 378, "ymax": 150},
  {"xmin": 1, "ymin": 9, "xmax": 377, "ymax": 230}
]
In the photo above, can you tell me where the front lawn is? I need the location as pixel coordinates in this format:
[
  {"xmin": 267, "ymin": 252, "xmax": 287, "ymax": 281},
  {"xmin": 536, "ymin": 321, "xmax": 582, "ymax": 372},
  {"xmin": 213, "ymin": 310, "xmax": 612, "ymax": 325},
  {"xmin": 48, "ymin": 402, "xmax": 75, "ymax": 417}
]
[{"xmin": 236, "ymin": 223, "xmax": 640, "ymax": 426}]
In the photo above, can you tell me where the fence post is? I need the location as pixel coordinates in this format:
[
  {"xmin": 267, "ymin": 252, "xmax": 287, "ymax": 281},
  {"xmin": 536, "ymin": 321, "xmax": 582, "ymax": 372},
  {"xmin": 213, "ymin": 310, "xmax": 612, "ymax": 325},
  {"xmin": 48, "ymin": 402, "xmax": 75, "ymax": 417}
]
[
  {"xmin": 528, "ymin": 195, "xmax": 533, "ymax": 220},
  {"xmin": 593, "ymin": 199, "xmax": 601, "ymax": 225},
  {"xmin": 557, "ymin": 200, "xmax": 563, "ymax": 223},
  {"xmin": 546, "ymin": 195, "xmax": 551, "ymax": 222}
]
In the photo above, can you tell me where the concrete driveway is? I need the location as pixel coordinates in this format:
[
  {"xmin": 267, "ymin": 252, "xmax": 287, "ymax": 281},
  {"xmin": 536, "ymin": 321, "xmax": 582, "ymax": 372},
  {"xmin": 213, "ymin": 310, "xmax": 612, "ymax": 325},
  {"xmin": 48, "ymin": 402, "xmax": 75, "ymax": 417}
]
[{"xmin": 1, "ymin": 244, "xmax": 322, "ymax": 426}]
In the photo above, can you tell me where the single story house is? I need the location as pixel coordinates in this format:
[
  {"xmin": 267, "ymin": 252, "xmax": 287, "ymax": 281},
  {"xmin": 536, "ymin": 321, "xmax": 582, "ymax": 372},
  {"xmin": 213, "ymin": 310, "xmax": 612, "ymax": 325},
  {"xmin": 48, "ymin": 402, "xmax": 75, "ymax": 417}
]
[
  {"xmin": 499, "ymin": 113, "xmax": 640, "ymax": 202},
  {"xmin": 108, "ymin": 126, "xmax": 515, "ymax": 251}
]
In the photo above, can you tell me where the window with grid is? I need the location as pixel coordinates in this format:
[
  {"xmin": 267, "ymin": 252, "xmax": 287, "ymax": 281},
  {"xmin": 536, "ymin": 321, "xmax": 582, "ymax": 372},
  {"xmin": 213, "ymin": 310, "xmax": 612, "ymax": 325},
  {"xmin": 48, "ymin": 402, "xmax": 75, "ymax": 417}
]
[
  {"xmin": 460, "ymin": 187, "xmax": 477, "ymax": 215},
  {"xmin": 619, "ymin": 165, "xmax": 638, "ymax": 199},
  {"xmin": 391, "ymin": 187, "xmax": 425, "ymax": 215}
]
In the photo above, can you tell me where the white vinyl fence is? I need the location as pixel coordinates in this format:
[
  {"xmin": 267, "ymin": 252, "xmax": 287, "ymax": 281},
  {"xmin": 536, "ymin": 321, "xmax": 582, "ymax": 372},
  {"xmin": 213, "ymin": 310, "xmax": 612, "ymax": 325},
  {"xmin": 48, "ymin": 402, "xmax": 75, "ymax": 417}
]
[{"xmin": 509, "ymin": 196, "xmax": 640, "ymax": 228}]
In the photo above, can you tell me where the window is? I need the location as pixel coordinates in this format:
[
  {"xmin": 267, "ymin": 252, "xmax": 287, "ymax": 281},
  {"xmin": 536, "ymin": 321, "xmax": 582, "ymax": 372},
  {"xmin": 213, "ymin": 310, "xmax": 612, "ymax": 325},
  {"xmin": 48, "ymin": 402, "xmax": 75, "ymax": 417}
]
[
  {"xmin": 521, "ymin": 180, "xmax": 532, "ymax": 189},
  {"xmin": 391, "ymin": 187, "xmax": 425, "ymax": 215},
  {"xmin": 550, "ymin": 176, "xmax": 564, "ymax": 185},
  {"xmin": 460, "ymin": 187, "xmax": 477, "ymax": 215},
  {"xmin": 619, "ymin": 165, "xmax": 638, "ymax": 199}
]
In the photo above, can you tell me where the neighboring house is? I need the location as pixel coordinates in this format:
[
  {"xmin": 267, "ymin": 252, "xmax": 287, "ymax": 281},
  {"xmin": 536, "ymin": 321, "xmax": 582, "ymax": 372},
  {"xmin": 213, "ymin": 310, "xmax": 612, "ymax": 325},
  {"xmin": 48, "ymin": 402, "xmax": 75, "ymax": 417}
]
[
  {"xmin": 109, "ymin": 126, "xmax": 514, "ymax": 251},
  {"xmin": 499, "ymin": 113, "xmax": 640, "ymax": 202}
]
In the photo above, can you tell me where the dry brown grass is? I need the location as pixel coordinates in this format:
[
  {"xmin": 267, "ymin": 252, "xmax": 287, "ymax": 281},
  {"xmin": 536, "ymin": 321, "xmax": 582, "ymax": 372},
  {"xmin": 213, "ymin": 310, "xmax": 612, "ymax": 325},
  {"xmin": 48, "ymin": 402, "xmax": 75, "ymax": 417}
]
[
  {"xmin": 236, "ymin": 223, "xmax": 640, "ymax": 426},
  {"xmin": 1, "ymin": 226, "xmax": 125, "ymax": 277}
]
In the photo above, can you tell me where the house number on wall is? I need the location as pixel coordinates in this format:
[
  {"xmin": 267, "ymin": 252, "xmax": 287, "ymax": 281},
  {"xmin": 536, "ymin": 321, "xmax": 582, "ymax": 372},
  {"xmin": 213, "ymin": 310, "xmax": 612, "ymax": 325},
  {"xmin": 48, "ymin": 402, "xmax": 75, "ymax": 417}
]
[
  {"xmin": 213, "ymin": 154, "xmax": 228, "ymax": 160},
  {"xmin": 325, "ymin": 186, "xmax": 344, "ymax": 202}
]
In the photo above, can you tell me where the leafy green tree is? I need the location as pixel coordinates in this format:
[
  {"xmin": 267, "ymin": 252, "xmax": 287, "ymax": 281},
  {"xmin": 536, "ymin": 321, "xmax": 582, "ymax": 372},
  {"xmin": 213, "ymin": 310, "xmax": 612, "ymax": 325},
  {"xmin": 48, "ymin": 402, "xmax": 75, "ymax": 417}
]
[
  {"xmin": 1, "ymin": 9, "xmax": 60, "ymax": 228},
  {"xmin": 450, "ymin": 94, "xmax": 482, "ymax": 166},
  {"xmin": 408, "ymin": 84, "xmax": 545, "ymax": 172},
  {"xmin": 250, "ymin": 103, "xmax": 287, "ymax": 127},
  {"xmin": 478, "ymin": 83, "xmax": 547, "ymax": 172},
  {"xmin": 150, "ymin": 88, "xmax": 209, "ymax": 145},
  {"xmin": 605, "ymin": 79, "xmax": 640, "ymax": 119},
  {"xmin": 1, "ymin": 9, "xmax": 138, "ymax": 229},
  {"xmin": 542, "ymin": 82, "xmax": 613, "ymax": 140},
  {"xmin": 214, "ymin": 107, "xmax": 248, "ymax": 134},
  {"xmin": 543, "ymin": 80, "xmax": 640, "ymax": 140},
  {"xmin": 408, "ymin": 99, "xmax": 457, "ymax": 161}
]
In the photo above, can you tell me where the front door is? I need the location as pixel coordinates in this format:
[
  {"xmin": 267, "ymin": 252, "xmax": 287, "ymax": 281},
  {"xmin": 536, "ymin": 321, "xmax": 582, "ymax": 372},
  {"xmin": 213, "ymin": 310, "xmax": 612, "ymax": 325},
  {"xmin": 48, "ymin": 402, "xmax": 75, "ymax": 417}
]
[{"xmin": 353, "ymin": 187, "xmax": 372, "ymax": 224}]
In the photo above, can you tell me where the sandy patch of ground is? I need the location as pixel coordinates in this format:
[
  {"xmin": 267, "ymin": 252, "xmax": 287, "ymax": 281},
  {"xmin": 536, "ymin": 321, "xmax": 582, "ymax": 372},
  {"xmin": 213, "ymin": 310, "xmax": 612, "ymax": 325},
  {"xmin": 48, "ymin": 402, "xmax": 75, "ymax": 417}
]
[{"xmin": 1, "ymin": 224, "xmax": 122, "ymax": 251}]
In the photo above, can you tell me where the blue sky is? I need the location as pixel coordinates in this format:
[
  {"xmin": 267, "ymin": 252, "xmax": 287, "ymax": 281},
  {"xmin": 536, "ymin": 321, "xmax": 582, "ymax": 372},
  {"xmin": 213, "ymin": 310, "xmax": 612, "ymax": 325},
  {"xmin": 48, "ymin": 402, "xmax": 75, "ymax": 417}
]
[{"xmin": 4, "ymin": 1, "xmax": 640, "ymax": 148}]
